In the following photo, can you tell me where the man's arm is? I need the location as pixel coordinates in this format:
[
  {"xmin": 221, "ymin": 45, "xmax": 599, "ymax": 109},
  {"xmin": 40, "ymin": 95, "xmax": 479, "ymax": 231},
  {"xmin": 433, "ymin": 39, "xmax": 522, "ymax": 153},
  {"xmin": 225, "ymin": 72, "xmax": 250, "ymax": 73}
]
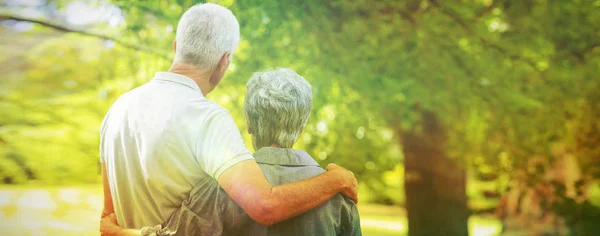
[
  {"xmin": 218, "ymin": 161, "xmax": 357, "ymax": 226},
  {"xmin": 101, "ymin": 164, "xmax": 137, "ymax": 236},
  {"xmin": 101, "ymin": 163, "xmax": 115, "ymax": 218}
]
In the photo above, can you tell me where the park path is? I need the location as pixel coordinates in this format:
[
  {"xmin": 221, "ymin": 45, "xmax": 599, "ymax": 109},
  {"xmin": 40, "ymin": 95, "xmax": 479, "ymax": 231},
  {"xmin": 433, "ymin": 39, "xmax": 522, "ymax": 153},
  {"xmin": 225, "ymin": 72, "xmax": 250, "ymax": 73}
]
[{"xmin": 0, "ymin": 187, "xmax": 103, "ymax": 235}]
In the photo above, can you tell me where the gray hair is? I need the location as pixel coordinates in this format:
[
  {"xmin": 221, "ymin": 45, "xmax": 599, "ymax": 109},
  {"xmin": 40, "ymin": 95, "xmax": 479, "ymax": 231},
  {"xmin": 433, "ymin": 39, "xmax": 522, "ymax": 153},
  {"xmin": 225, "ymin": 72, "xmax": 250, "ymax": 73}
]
[
  {"xmin": 244, "ymin": 68, "xmax": 313, "ymax": 149},
  {"xmin": 174, "ymin": 3, "xmax": 240, "ymax": 69}
]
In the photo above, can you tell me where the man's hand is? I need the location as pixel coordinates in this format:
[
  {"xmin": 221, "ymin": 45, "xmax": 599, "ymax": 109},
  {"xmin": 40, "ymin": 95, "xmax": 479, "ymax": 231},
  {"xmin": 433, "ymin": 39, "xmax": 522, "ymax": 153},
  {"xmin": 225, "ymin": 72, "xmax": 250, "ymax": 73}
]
[
  {"xmin": 100, "ymin": 213, "xmax": 122, "ymax": 236},
  {"xmin": 326, "ymin": 163, "xmax": 358, "ymax": 203},
  {"xmin": 100, "ymin": 213, "xmax": 141, "ymax": 236}
]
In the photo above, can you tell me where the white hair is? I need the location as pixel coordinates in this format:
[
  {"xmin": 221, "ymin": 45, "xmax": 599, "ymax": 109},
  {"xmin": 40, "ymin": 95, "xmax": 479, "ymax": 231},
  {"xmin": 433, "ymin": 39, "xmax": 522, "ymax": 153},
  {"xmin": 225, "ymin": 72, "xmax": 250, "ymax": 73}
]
[
  {"xmin": 244, "ymin": 68, "xmax": 313, "ymax": 149},
  {"xmin": 174, "ymin": 3, "xmax": 240, "ymax": 69}
]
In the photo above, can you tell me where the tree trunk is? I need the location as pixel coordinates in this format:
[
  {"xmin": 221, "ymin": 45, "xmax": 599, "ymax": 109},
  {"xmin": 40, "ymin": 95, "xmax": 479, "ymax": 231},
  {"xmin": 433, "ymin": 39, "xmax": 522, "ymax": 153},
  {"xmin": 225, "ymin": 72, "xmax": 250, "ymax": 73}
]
[{"xmin": 401, "ymin": 109, "xmax": 469, "ymax": 236}]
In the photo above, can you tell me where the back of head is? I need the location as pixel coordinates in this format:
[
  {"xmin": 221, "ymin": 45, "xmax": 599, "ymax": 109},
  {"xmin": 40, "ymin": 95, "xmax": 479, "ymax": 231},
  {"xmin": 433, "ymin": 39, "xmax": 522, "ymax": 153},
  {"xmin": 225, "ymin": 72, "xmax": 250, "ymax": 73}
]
[
  {"xmin": 175, "ymin": 3, "xmax": 240, "ymax": 69},
  {"xmin": 244, "ymin": 68, "xmax": 313, "ymax": 149}
]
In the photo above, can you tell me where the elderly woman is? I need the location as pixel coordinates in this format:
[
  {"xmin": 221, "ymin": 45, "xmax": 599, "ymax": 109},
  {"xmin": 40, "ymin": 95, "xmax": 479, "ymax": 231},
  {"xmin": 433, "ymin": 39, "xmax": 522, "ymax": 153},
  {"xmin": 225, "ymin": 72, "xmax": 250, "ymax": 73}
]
[{"xmin": 102, "ymin": 68, "xmax": 361, "ymax": 236}]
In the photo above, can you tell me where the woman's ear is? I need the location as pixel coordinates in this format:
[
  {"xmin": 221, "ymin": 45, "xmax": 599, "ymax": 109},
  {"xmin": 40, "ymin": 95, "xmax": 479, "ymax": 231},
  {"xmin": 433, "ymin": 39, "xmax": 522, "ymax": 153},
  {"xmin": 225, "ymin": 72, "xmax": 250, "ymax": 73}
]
[{"xmin": 245, "ymin": 114, "xmax": 252, "ymax": 134}]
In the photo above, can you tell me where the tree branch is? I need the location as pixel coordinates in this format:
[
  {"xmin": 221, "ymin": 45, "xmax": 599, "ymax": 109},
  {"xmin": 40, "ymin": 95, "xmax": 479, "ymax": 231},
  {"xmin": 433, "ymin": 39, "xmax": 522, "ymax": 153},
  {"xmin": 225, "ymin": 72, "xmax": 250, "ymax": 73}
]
[
  {"xmin": 428, "ymin": 0, "xmax": 540, "ymax": 71},
  {"xmin": 564, "ymin": 40, "xmax": 600, "ymax": 64},
  {"xmin": 475, "ymin": 0, "xmax": 500, "ymax": 20},
  {"xmin": 0, "ymin": 14, "xmax": 172, "ymax": 61},
  {"xmin": 398, "ymin": 9, "xmax": 416, "ymax": 26},
  {"xmin": 429, "ymin": 0, "xmax": 470, "ymax": 31},
  {"xmin": 479, "ymin": 38, "xmax": 538, "ymax": 70}
]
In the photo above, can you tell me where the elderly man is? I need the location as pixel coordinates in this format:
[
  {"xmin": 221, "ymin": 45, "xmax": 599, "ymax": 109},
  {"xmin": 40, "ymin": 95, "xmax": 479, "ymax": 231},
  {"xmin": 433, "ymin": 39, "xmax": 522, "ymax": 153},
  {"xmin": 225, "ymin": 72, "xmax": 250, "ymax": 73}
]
[
  {"xmin": 102, "ymin": 69, "xmax": 362, "ymax": 236},
  {"xmin": 99, "ymin": 3, "xmax": 358, "ymax": 234}
]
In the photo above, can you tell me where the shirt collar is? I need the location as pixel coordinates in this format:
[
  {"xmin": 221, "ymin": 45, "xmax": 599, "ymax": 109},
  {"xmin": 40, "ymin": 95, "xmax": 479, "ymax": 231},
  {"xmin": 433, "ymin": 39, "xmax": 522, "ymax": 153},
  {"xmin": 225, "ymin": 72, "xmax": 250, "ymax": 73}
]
[
  {"xmin": 152, "ymin": 72, "xmax": 203, "ymax": 95},
  {"xmin": 253, "ymin": 147, "xmax": 320, "ymax": 167}
]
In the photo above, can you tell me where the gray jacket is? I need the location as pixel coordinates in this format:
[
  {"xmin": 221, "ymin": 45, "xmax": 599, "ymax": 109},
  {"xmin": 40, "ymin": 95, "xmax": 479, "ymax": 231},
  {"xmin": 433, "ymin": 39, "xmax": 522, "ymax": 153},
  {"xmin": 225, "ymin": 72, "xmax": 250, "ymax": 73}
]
[{"xmin": 150, "ymin": 147, "xmax": 361, "ymax": 236}]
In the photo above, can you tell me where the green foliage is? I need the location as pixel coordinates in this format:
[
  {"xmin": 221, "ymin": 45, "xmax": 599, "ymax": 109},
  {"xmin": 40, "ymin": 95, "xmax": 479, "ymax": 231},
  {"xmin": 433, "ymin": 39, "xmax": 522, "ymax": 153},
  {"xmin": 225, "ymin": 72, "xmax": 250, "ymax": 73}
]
[{"xmin": 1, "ymin": 0, "xmax": 598, "ymax": 210}]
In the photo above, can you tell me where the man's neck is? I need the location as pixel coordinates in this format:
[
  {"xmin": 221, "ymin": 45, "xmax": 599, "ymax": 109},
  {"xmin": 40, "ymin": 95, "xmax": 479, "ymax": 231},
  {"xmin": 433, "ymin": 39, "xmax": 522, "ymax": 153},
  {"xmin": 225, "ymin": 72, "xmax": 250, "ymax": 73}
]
[{"xmin": 168, "ymin": 63, "xmax": 213, "ymax": 95}]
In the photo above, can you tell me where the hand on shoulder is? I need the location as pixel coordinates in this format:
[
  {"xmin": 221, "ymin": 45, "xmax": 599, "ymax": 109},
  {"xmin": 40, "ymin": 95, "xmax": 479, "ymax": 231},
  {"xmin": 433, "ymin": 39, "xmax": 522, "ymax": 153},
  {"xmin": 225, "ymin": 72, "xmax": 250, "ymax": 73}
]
[{"xmin": 326, "ymin": 163, "xmax": 359, "ymax": 204}]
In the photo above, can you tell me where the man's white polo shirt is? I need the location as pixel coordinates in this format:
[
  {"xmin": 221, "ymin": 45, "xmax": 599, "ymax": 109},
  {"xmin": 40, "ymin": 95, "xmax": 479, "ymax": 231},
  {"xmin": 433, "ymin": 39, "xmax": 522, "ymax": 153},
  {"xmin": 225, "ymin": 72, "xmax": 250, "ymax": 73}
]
[{"xmin": 99, "ymin": 72, "xmax": 253, "ymax": 228}]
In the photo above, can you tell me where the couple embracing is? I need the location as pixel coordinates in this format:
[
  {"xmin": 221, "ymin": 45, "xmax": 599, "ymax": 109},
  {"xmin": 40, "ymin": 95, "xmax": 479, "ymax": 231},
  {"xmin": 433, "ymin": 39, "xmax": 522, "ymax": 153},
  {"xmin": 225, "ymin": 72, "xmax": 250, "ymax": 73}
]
[{"xmin": 99, "ymin": 3, "xmax": 361, "ymax": 236}]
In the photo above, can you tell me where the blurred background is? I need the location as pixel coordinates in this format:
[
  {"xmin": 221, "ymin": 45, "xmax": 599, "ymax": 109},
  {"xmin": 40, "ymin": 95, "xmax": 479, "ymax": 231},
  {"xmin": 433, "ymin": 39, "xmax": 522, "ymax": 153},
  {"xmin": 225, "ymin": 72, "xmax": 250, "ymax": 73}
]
[{"xmin": 0, "ymin": 0, "xmax": 599, "ymax": 235}]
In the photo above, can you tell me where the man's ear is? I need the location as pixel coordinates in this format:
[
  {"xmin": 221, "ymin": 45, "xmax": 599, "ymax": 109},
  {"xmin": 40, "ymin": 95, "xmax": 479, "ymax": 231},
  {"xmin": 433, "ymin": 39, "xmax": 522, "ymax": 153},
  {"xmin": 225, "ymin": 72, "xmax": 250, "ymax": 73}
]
[
  {"xmin": 173, "ymin": 40, "xmax": 177, "ymax": 53},
  {"xmin": 218, "ymin": 52, "xmax": 231, "ymax": 72}
]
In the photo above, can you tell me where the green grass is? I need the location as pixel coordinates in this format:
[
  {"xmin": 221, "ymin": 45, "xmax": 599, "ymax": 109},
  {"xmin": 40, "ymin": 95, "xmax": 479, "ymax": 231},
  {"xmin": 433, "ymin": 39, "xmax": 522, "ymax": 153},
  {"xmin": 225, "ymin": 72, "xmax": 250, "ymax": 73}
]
[
  {"xmin": 469, "ymin": 216, "xmax": 503, "ymax": 236},
  {"xmin": 0, "ymin": 185, "xmax": 504, "ymax": 235},
  {"xmin": 363, "ymin": 227, "xmax": 404, "ymax": 236},
  {"xmin": 359, "ymin": 204, "xmax": 407, "ymax": 235},
  {"xmin": 0, "ymin": 185, "xmax": 409, "ymax": 235}
]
